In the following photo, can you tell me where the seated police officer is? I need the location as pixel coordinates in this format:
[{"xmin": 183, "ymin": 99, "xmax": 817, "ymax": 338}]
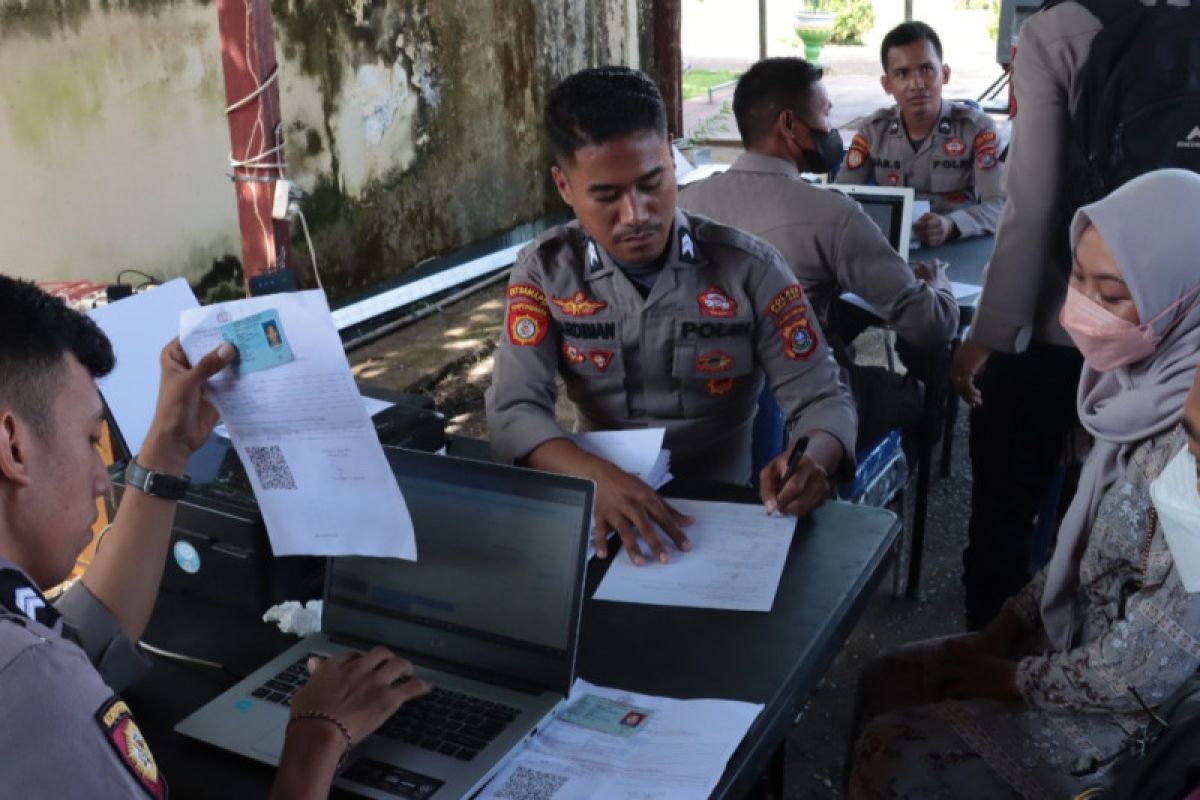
[
  {"xmin": 0, "ymin": 276, "xmax": 429, "ymax": 799},
  {"xmin": 680, "ymin": 57, "xmax": 959, "ymax": 445},
  {"xmin": 485, "ymin": 66, "xmax": 857, "ymax": 566},
  {"xmin": 836, "ymin": 21, "xmax": 1005, "ymax": 247}
]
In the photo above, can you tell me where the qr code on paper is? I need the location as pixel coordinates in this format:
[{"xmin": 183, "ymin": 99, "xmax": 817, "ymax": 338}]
[
  {"xmin": 246, "ymin": 445, "xmax": 296, "ymax": 490},
  {"xmin": 494, "ymin": 766, "xmax": 568, "ymax": 800}
]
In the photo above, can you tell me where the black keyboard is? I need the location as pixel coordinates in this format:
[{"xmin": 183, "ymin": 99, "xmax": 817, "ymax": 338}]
[{"xmin": 250, "ymin": 655, "xmax": 521, "ymax": 762}]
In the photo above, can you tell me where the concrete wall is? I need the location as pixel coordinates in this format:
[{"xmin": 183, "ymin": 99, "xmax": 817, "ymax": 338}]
[{"xmin": 0, "ymin": 0, "xmax": 647, "ymax": 301}]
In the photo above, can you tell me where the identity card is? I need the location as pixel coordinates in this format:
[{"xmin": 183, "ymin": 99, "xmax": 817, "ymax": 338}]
[
  {"xmin": 559, "ymin": 693, "xmax": 654, "ymax": 737},
  {"xmin": 219, "ymin": 308, "xmax": 294, "ymax": 375}
]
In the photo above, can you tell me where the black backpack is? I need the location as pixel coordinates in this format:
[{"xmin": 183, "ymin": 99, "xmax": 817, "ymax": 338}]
[{"xmin": 1053, "ymin": 0, "xmax": 1200, "ymax": 251}]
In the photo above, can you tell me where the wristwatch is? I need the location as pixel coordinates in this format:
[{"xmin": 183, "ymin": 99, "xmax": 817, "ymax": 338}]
[{"xmin": 124, "ymin": 460, "xmax": 191, "ymax": 500}]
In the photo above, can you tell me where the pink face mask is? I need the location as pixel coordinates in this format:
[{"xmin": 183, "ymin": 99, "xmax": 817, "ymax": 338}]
[{"xmin": 1059, "ymin": 284, "xmax": 1198, "ymax": 371}]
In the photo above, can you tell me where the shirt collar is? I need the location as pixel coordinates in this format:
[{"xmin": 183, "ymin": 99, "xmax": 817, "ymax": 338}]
[
  {"xmin": 586, "ymin": 208, "xmax": 705, "ymax": 280},
  {"xmin": 886, "ymin": 99, "xmax": 953, "ymax": 138},
  {"xmin": 729, "ymin": 152, "xmax": 803, "ymax": 180}
]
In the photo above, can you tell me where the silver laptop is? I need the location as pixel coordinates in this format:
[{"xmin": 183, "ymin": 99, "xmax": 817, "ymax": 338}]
[{"xmin": 176, "ymin": 447, "xmax": 594, "ymax": 799}]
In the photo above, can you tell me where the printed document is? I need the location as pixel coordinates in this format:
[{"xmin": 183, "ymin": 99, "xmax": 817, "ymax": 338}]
[
  {"xmin": 180, "ymin": 290, "xmax": 416, "ymax": 560},
  {"xmin": 593, "ymin": 499, "xmax": 794, "ymax": 611},
  {"xmin": 478, "ymin": 678, "xmax": 762, "ymax": 800}
]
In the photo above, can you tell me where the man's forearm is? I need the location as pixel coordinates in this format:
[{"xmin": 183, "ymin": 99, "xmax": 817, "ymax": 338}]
[
  {"xmin": 81, "ymin": 433, "xmax": 189, "ymax": 642},
  {"xmin": 800, "ymin": 429, "xmax": 845, "ymax": 478}
]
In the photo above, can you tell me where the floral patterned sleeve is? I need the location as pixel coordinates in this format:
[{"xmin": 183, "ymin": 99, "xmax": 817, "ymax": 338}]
[
  {"xmin": 1015, "ymin": 428, "xmax": 1200, "ymax": 714},
  {"xmin": 1015, "ymin": 572, "xmax": 1200, "ymax": 713}
]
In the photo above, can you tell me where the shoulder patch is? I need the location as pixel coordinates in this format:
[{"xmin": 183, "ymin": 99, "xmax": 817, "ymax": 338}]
[
  {"xmin": 780, "ymin": 314, "xmax": 819, "ymax": 360},
  {"xmin": 972, "ymin": 129, "xmax": 998, "ymax": 150},
  {"xmin": 96, "ymin": 696, "xmax": 166, "ymax": 800},
  {"xmin": 846, "ymin": 133, "xmax": 871, "ymax": 169}
]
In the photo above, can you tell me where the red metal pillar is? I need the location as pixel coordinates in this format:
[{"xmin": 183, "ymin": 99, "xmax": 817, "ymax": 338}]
[
  {"xmin": 215, "ymin": 0, "xmax": 291, "ymax": 294},
  {"xmin": 652, "ymin": 0, "xmax": 683, "ymax": 138}
]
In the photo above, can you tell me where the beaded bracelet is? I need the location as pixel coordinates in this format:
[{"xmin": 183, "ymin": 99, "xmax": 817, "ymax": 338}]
[{"xmin": 288, "ymin": 711, "xmax": 354, "ymax": 770}]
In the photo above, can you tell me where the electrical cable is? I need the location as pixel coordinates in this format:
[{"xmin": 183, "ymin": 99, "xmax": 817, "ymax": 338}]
[{"xmin": 293, "ymin": 204, "xmax": 323, "ymax": 291}]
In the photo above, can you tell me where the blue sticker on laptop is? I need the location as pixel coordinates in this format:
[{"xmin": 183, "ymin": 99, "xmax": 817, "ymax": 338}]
[
  {"xmin": 559, "ymin": 694, "xmax": 653, "ymax": 737},
  {"xmin": 219, "ymin": 309, "xmax": 294, "ymax": 375}
]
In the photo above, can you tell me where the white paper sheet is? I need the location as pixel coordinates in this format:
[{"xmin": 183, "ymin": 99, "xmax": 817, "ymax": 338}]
[
  {"xmin": 912, "ymin": 199, "xmax": 932, "ymax": 221},
  {"xmin": 179, "ymin": 291, "xmax": 416, "ymax": 560},
  {"xmin": 951, "ymin": 281, "xmax": 981, "ymax": 302},
  {"xmin": 573, "ymin": 428, "xmax": 665, "ymax": 481},
  {"xmin": 88, "ymin": 279, "xmax": 200, "ymax": 457},
  {"xmin": 478, "ymin": 678, "xmax": 762, "ymax": 800},
  {"xmin": 575, "ymin": 430, "xmax": 673, "ymax": 559},
  {"xmin": 213, "ymin": 393, "xmax": 394, "ymax": 439},
  {"xmin": 592, "ymin": 499, "xmax": 794, "ymax": 611}
]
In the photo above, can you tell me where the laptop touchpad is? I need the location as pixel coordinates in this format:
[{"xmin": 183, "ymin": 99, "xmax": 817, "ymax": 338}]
[{"xmin": 250, "ymin": 723, "xmax": 287, "ymax": 760}]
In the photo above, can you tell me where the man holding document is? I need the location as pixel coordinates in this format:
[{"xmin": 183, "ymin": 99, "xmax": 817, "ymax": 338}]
[
  {"xmin": 0, "ymin": 277, "xmax": 428, "ymax": 798},
  {"xmin": 486, "ymin": 66, "xmax": 857, "ymax": 566}
]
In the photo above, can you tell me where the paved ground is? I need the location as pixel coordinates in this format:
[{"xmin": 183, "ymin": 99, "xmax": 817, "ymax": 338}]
[{"xmin": 681, "ymin": 0, "xmax": 1006, "ymax": 150}]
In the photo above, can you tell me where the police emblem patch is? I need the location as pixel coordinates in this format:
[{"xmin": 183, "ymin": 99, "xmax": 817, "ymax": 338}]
[
  {"xmin": 945, "ymin": 191, "xmax": 969, "ymax": 204},
  {"xmin": 705, "ymin": 377, "xmax": 735, "ymax": 397},
  {"xmin": 782, "ymin": 316, "xmax": 818, "ymax": 360},
  {"xmin": 973, "ymin": 129, "xmax": 997, "ymax": 149},
  {"xmin": 507, "ymin": 303, "xmax": 548, "ymax": 346},
  {"xmin": 561, "ymin": 342, "xmax": 585, "ymax": 365},
  {"xmin": 976, "ymin": 147, "xmax": 998, "ymax": 170},
  {"xmin": 845, "ymin": 147, "xmax": 865, "ymax": 170},
  {"xmin": 96, "ymin": 696, "xmax": 165, "ymax": 800},
  {"xmin": 888, "ymin": 173, "xmax": 901, "ymax": 186},
  {"xmin": 943, "ymin": 137, "xmax": 966, "ymax": 157},
  {"xmin": 588, "ymin": 350, "xmax": 613, "ymax": 372},
  {"xmin": 697, "ymin": 286, "xmax": 737, "ymax": 318},
  {"xmin": 551, "ymin": 290, "xmax": 607, "ymax": 317},
  {"xmin": 695, "ymin": 350, "xmax": 734, "ymax": 372},
  {"xmin": 766, "ymin": 284, "xmax": 807, "ymax": 322}
]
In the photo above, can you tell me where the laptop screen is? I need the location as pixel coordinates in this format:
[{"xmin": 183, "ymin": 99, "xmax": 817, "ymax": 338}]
[
  {"xmin": 324, "ymin": 449, "xmax": 593, "ymax": 681},
  {"xmin": 823, "ymin": 184, "xmax": 915, "ymax": 258}
]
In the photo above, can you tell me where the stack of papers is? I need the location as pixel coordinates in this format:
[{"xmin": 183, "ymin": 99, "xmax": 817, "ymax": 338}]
[
  {"xmin": 593, "ymin": 499, "xmax": 795, "ymax": 612},
  {"xmin": 573, "ymin": 428, "xmax": 672, "ymax": 489},
  {"xmin": 478, "ymin": 679, "xmax": 762, "ymax": 800}
]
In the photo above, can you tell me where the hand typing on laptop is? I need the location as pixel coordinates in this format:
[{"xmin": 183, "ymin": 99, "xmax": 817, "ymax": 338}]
[{"xmin": 270, "ymin": 647, "xmax": 431, "ymax": 800}]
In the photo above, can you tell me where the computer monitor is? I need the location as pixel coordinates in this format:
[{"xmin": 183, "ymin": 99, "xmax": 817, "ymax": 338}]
[{"xmin": 822, "ymin": 184, "xmax": 915, "ymax": 258}]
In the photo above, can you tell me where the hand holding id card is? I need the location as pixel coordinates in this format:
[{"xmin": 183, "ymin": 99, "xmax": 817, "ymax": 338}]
[{"xmin": 220, "ymin": 309, "xmax": 294, "ymax": 375}]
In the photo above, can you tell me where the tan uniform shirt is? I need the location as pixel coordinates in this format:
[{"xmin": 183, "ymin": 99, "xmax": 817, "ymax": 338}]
[
  {"xmin": 485, "ymin": 209, "xmax": 857, "ymax": 484},
  {"xmin": 968, "ymin": 1, "xmax": 1103, "ymax": 351},
  {"xmin": 836, "ymin": 100, "xmax": 1006, "ymax": 239},
  {"xmin": 0, "ymin": 558, "xmax": 162, "ymax": 798},
  {"xmin": 679, "ymin": 152, "xmax": 959, "ymax": 348}
]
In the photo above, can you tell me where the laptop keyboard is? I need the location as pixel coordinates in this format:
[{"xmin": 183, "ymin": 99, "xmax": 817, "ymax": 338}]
[{"xmin": 250, "ymin": 654, "xmax": 521, "ymax": 762}]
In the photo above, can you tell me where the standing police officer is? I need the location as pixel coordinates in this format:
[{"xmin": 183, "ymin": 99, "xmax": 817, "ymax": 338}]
[
  {"xmin": 485, "ymin": 66, "xmax": 857, "ymax": 566},
  {"xmin": 836, "ymin": 21, "xmax": 1006, "ymax": 248}
]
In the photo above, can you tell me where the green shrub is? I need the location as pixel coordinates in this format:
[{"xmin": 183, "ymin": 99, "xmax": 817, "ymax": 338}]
[{"xmin": 828, "ymin": 0, "xmax": 875, "ymax": 45}]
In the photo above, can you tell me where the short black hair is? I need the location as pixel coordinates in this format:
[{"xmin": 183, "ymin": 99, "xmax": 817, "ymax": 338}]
[
  {"xmin": 544, "ymin": 66, "xmax": 668, "ymax": 163},
  {"xmin": 732, "ymin": 57, "xmax": 824, "ymax": 147},
  {"xmin": 0, "ymin": 275, "xmax": 115, "ymax": 438},
  {"xmin": 880, "ymin": 21, "xmax": 943, "ymax": 71}
]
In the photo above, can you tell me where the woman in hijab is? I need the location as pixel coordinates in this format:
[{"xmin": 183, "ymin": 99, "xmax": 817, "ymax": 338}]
[{"xmin": 847, "ymin": 169, "xmax": 1200, "ymax": 799}]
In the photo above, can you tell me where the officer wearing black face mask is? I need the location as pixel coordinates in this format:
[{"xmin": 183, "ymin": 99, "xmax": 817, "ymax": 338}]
[
  {"xmin": 680, "ymin": 57, "xmax": 959, "ymax": 449},
  {"xmin": 835, "ymin": 21, "xmax": 1005, "ymax": 248}
]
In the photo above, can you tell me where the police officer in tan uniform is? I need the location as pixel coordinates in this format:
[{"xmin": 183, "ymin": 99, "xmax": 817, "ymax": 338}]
[
  {"xmin": 0, "ymin": 276, "xmax": 430, "ymax": 799},
  {"xmin": 836, "ymin": 21, "xmax": 1006, "ymax": 247},
  {"xmin": 679, "ymin": 57, "xmax": 959, "ymax": 446},
  {"xmin": 486, "ymin": 66, "xmax": 857, "ymax": 566}
]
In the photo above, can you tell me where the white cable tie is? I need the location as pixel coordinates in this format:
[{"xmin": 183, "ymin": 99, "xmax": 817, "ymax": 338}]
[{"xmin": 224, "ymin": 66, "xmax": 279, "ymax": 116}]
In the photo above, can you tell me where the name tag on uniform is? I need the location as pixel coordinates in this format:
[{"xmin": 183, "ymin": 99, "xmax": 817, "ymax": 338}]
[{"xmin": 219, "ymin": 309, "xmax": 294, "ymax": 375}]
